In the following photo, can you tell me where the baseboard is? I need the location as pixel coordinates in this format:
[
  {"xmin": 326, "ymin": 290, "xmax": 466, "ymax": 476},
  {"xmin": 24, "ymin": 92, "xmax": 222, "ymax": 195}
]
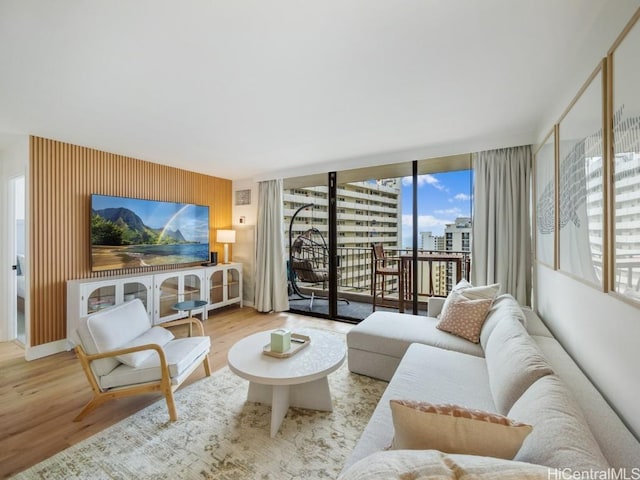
[{"xmin": 25, "ymin": 339, "xmax": 69, "ymax": 361}]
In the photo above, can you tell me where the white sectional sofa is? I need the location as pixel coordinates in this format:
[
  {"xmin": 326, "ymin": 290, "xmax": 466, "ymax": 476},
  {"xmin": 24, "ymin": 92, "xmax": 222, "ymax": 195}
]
[{"xmin": 340, "ymin": 294, "xmax": 640, "ymax": 478}]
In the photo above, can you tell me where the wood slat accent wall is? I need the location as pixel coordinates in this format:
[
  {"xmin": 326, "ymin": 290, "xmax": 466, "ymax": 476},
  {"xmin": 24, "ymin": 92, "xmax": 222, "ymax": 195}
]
[{"xmin": 29, "ymin": 136, "xmax": 232, "ymax": 346}]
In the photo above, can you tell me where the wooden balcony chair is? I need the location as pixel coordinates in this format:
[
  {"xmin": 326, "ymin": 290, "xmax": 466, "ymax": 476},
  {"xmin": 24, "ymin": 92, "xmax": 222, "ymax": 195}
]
[
  {"xmin": 371, "ymin": 243, "xmax": 401, "ymax": 311},
  {"xmin": 72, "ymin": 298, "xmax": 211, "ymax": 422}
]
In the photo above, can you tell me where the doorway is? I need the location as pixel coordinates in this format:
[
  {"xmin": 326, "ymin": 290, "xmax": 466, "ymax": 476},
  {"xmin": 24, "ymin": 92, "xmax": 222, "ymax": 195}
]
[{"xmin": 11, "ymin": 175, "xmax": 26, "ymax": 344}]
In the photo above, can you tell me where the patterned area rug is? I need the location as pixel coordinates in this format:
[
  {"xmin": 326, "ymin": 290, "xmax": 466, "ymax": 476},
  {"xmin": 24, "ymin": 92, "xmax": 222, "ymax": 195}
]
[{"xmin": 14, "ymin": 352, "xmax": 386, "ymax": 479}]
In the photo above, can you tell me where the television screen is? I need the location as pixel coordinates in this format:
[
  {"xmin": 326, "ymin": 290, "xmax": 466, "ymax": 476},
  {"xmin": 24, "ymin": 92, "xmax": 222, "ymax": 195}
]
[{"xmin": 91, "ymin": 194, "xmax": 210, "ymax": 272}]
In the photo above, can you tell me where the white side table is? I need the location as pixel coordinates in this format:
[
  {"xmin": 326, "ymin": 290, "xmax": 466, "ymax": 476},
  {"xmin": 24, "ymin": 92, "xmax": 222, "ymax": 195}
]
[{"xmin": 227, "ymin": 329, "xmax": 346, "ymax": 437}]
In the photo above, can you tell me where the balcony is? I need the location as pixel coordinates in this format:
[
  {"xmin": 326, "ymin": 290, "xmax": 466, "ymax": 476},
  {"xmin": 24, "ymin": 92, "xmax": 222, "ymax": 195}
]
[{"xmin": 288, "ymin": 246, "xmax": 471, "ymax": 320}]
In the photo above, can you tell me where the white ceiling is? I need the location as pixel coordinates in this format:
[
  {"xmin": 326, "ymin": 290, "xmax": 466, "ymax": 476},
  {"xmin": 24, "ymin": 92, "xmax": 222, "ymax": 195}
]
[{"xmin": 0, "ymin": 0, "xmax": 638, "ymax": 180}]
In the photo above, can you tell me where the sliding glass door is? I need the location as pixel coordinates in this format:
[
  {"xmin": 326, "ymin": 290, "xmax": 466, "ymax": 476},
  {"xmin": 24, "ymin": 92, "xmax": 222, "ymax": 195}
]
[{"xmin": 284, "ymin": 156, "xmax": 472, "ymax": 322}]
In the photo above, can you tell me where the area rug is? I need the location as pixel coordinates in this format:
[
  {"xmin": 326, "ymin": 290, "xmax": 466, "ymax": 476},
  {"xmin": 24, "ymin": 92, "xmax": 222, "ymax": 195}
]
[{"xmin": 13, "ymin": 354, "xmax": 387, "ymax": 479}]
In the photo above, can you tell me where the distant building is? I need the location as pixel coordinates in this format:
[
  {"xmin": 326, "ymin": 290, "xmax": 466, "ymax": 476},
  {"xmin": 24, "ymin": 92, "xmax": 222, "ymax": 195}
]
[
  {"xmin": 445, "ymin": 217, "xmax": 472, "ymax": 252},
  {"xmin": 420, "ymin": 217, "xmax": 472, "ymax": 295},
  {"xmin": 420, "ymin": 231, "xmax": 445, "ymax": 251}
]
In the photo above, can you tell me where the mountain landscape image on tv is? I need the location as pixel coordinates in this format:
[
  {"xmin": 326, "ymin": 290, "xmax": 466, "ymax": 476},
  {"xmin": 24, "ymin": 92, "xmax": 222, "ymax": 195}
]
[{"xmin": 91, "ymin": 194, "xmax": 210, "ymax": 272}]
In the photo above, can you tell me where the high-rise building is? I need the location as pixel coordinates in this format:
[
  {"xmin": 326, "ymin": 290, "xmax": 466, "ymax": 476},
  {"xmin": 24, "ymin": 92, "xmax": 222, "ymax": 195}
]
[
  {"xmin": 284, "ymin": 179, "xmax": 402, "ymax": 295},
  {"xmin": 420, "ymin": 231, "xmax": 445, "ymax": 251},
  {"xmin": 445, "ymin": 217, "xmax": 472, "ymax": 252},
  {"xmin": 419, "ymin": 217, "xmax": 472, "ymax": 295}
]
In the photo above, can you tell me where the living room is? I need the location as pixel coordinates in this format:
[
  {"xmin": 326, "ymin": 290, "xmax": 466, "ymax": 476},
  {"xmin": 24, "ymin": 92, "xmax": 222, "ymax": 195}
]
[{"xmin": 1, "ymin": 1, "xmax": 640, "ymax": 478}]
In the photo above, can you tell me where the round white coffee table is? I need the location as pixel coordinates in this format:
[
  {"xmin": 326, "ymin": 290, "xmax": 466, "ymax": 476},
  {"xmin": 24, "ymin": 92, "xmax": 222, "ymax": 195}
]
[{"xmin": 227, "ymin": 328, "xmax": 346, "ymax": 437}]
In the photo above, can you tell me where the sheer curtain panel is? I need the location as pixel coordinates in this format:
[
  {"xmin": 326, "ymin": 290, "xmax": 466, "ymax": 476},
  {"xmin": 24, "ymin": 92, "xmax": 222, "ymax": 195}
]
[
  {"xmin": 255, "ymin": 179, "xmax": 290, "ymax": 312},
  {"xmin": 472, "ymin": 145, "xmax": 532, "ymax": 305}
]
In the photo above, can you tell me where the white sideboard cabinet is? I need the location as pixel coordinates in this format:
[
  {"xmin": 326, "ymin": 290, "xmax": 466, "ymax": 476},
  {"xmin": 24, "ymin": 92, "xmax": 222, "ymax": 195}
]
[{"xmin": 67, "ymin": 264, "xmax": 243, "ymax": 347}]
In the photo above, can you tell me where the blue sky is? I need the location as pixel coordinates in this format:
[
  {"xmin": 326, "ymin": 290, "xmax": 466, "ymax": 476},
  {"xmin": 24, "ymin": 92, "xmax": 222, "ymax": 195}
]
[
  {"xmin": 92, "ymin": 195, "xmax": 209, "ymax": 243},
  {"xmin": 400, "ymin": 170, "xmax": 472, "ymax": 246}
]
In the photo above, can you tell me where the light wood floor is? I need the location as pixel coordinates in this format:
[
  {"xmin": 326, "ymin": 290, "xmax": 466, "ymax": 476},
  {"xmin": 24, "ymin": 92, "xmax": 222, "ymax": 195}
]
[{"xmin": 0, "ymin": 307, "xmax": 354, "ymax": 479}]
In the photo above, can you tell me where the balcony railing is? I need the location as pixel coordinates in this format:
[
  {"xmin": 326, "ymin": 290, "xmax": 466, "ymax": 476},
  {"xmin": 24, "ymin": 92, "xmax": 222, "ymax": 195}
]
[{"xmin": 289, "ymin": 245, "xmax": 471, "ymax": 307}]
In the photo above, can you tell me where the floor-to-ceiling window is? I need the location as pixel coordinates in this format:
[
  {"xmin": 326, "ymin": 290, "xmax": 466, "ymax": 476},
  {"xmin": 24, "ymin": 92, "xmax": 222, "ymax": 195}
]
[{"xmin": 284, "ymin": 155, "xmax": 472, "ymax": 322}]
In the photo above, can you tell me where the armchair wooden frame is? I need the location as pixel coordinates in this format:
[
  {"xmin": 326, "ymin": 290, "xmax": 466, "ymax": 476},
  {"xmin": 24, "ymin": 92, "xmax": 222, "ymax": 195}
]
[{"xmin": 74, "ymin": 317, "xmax": 211, "ymax": 422}]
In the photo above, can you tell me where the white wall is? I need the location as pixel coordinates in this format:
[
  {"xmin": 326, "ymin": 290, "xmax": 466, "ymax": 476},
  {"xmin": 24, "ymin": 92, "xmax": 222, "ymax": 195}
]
[
  {"xmin": 535, "ymin": 266, "xmax": 640, "ymax": 438},
  {"xmin": 532, "ymin": 1, "xmax": 640, "ymax": 439},
  {"xmin": 232, "ymin": 179, "xmax": 259, "ymax": 306},
  {"xmin": 0, "ymin": 136, "xmax": 29, "ymax": 342}
]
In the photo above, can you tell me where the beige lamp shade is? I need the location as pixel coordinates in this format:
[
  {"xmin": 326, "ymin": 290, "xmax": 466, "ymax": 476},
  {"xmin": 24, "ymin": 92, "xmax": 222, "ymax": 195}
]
[
  {"xmin": 216, "ymin": 230, "xmax": 236, "ymax": 244},
  {"xmin": 217, "ymin": 230, "xmax": 236, "ymax": 263}
]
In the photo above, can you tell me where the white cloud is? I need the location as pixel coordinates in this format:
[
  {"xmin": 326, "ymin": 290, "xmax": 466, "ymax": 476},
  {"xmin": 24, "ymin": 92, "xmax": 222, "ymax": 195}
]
[
  {"xmin": 401, "ymin": 214, "xmax": 454, "ymax": 246},
  {"xmin": 453, "ymin": 193, "xmax": 471, "ymax": 201},
  {"xmin": 402, "ymin": 174, "xmax": 447, "ymax": 191},
  {"xmin": 434, "ymin": 207, "xmax": 462, "ymax": 216}
]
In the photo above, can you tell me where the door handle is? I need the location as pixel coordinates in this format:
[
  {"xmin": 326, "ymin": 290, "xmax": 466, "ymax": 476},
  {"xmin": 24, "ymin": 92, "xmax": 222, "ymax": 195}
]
[{"xmin": 12, "ymin": 265, "xmax": 17, "ymax": 271}]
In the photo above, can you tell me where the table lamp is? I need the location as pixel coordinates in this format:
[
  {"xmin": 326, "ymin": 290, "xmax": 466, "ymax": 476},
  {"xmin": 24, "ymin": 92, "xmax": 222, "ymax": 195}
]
[{"xmin": 217, "ymin": 229, "xmax": 236, "ymax": 264}]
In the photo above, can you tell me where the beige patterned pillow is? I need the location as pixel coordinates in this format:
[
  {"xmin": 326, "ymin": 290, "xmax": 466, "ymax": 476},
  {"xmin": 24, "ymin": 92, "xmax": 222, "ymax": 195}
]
[
  {"xmin": 436, "ymin": 291, "xmax": 494, "ymax": 342},
  {"xmin": 390, "ymin": 400, "xmax": 532, "ymax": 460}
]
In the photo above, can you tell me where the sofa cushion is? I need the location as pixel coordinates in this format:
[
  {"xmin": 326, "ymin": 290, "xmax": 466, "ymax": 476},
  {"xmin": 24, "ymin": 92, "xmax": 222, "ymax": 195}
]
[
  {"xmin": 343, "ymin": 343, "xmax": 496, "ymax": 472},
  {"xmin": 390, "ymin": 400, "xmax": 532, "ymax": 459},
  {"xmin": 100, "ymin": 335, "xmax": 211, "ymax": 389},
  {"xmin": 533, "ymin": 336, "xmax": 640, "ymax": 468},
  {"xmin": 436, "ymin": 292, "xmax": 494, "ymax": 343},
  {"xmin": 479, "ymin": 294, "xmax": 527, "ymax": 350},
  {"xmin": 484, "ymin": 317, "xmax": 553, "ymax": 414},
  {"xmin": 115, "ymin": 326, "xmax": 175, "ymax": 367},
  {"xmin": 347, "ymin": 312, "xmax": 484, "ymax": 362},
  {"xmin": 509, "ymin": 374, "xmax": 609, "ymax": 471},
  {"xmin": 338, "ymin": 450, "xmax": 550, "ymax": 480}
]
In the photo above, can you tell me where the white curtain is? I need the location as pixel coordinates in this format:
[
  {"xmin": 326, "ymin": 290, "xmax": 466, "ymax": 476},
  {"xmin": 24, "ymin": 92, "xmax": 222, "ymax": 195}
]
[
  {"xmin": 472, "ymin": 145, "xmax": 532, "ymax": 305},
  {"xmin": 254, "ymin": 179, "xmax": 290, "ymax": 312}
]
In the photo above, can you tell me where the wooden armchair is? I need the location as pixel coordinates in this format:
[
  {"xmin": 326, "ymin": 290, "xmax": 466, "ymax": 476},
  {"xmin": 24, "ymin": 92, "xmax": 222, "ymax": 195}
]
[{"xmin": 72, "ymin": 299, "xmax": 211, "ymax": 422}]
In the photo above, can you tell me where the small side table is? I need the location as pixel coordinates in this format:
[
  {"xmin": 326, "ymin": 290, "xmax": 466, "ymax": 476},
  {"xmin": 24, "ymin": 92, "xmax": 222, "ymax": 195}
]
[{"xmin": 172, "ymin": 300, "xmax": 208, "ymax": 336}]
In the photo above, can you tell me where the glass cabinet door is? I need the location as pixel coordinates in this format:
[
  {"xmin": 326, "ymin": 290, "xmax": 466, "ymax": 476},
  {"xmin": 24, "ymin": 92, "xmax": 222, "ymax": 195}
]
[
  {"xmin": 124, "ymin": 281, "xmax": 150, "ymax": 311},
  {"xmin": 183, "ymin": 274, "xmax": 202, "ymax": 302},
  {"xmin": 227, "ymin": 268, "xmax": 240, "ymax": 302},
  {"xmin": 209, "ymin": 271, "xmax": 224, "ymax": 304},
  {"xmin": 158, "ymin": 276, "xmax": 180, "ymax": 318},
  {"xmin": 86, "ymin": 285, "xmax": 116, "ymax": 314}
]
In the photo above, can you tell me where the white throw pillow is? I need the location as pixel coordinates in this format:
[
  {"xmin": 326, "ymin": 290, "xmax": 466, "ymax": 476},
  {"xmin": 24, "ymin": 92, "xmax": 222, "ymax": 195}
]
[{"xmin": 115, "ymin": 326, "xmax": 175, "ymax": 367}]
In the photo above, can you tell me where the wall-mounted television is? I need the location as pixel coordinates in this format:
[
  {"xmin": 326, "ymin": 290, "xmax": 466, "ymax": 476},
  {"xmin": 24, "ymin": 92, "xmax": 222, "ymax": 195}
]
[{"xmin": 91, "ymin": 194, "xmax": 210, "ymax": 272}]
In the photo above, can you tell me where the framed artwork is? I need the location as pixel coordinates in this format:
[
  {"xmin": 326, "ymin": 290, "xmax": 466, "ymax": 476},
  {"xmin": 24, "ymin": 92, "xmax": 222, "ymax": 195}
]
[
  {"xmin": 235, "ymin": 189, "xmax": 252, "ymax": 206},
  {"xmin": 533, "ymin": 127, "xmax": 556, "ymax": 269},
  {"xmin": 557, "ymin": 61, "xmax": 606, "ymax": 289},
  {"xmin": 609, "ymin": 11, "xmax": 640, "ymax": 305}
]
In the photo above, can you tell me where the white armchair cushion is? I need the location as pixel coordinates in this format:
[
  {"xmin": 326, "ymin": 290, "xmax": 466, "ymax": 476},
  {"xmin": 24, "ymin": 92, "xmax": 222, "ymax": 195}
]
[
  {"xmin": 115, "ymin": 326, "xmax": 175, "ymax": 367},
  {"xmin": 87, "ymin": 299, "xmax": 151, "ymax": 353},
  {"xmin": 76, "ymin": 299, "xmax": 153, "ymax": 376},
  {"xmin": 100, "ymin": 336, "xmax": 211, "ymax": 389}
]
